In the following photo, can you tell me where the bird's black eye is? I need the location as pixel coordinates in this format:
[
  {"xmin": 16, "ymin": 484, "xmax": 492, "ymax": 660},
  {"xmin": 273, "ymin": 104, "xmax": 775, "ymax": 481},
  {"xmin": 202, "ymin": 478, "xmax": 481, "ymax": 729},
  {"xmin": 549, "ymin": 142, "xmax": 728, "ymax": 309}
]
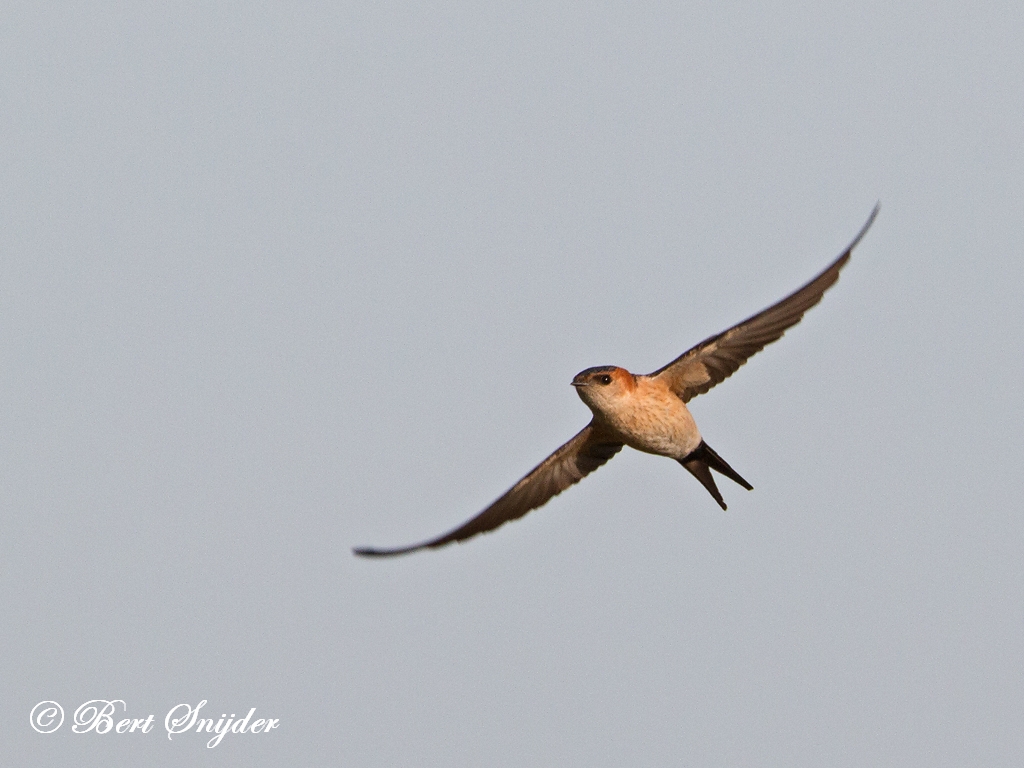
[{"xmin": 597, "ymin": 374, "xmax": 612, "ymax": 385}]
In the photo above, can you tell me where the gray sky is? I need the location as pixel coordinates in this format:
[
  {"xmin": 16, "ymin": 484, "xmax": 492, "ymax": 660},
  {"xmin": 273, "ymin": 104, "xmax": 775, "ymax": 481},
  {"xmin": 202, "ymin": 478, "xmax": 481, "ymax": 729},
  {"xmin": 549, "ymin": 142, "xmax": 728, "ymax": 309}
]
[{"xmin": 3, "ymin": 1, "xmax": 1023, "ymax": 765}]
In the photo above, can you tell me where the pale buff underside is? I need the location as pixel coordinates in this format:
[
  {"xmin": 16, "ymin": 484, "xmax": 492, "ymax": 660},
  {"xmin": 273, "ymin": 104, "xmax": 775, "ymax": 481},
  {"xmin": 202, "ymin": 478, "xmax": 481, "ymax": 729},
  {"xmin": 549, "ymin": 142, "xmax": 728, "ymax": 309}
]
[{"xmin": 592, "ymin": 376, "xmax": 702, "ymax": 459}]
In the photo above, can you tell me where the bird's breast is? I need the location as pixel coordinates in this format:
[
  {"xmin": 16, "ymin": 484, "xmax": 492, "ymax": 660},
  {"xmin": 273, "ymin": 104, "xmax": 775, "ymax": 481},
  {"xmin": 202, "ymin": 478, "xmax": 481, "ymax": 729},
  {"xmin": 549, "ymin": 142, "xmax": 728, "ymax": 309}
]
[{"xmin": 596, "ymin": 379, "xmax": 702, "ymax": 459}]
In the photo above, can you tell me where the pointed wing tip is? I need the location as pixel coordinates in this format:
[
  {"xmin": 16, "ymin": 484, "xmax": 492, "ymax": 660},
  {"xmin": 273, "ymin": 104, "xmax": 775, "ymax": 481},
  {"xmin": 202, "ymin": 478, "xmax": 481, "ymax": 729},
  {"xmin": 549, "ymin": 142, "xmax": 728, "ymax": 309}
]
[
  {"xmin": 824, "ymin": 203, "xmax": 879, "ymax": 277},
  {"xmin": 847, "ymin": 203, "xmax": 880, "ymax": 254},
  {"xmin": 353, "ymin": 534, "xmax": 461, "ymax": 558},
  {"xmin": 352, "ymin": 545, "xmax": 421, "ymax": 558}
]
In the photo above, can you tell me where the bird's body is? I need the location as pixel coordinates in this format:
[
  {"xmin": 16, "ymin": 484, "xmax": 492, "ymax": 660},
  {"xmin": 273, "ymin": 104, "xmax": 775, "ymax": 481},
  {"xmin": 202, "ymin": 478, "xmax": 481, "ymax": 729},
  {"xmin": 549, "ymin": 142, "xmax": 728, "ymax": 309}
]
[
  {"xmin": 355, "ymin": 206, "xmax": 879, "ymax": 558},
  {"xmin": 574, "ymin": 367, "xmax": 702, "ymax": 460}
]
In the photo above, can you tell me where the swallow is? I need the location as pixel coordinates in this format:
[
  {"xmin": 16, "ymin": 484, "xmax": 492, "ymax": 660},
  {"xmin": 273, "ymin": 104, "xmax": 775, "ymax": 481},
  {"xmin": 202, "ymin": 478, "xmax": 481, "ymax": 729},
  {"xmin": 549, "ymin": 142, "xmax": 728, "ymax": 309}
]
[{"xmin": 355, "ymin": 205, "xmax": 879, "ymax": 557}]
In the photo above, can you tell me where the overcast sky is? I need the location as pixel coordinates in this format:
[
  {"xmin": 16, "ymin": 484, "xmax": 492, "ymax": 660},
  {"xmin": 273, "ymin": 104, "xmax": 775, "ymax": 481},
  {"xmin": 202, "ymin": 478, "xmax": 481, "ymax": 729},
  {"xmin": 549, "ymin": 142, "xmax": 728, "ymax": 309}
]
[{"xmin": 3, "ymin": 2, "xmax": 1023, "ymax": 766}]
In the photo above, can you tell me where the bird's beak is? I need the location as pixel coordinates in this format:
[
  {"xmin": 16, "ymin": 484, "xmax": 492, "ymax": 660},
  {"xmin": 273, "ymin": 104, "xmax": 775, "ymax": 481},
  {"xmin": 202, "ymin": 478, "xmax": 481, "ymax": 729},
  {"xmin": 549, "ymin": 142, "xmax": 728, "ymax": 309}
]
[{"xmin": 571, "ymin": 376, "xmax": 589, "ymax": 388}]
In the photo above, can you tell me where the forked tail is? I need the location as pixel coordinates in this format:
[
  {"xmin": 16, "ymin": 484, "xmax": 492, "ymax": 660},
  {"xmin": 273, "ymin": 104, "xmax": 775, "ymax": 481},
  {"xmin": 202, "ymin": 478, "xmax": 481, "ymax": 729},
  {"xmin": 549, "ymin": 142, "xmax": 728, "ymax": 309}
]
[{"xmin": 678, "ymin": 440, "xmax": 753, "ymax": 510}]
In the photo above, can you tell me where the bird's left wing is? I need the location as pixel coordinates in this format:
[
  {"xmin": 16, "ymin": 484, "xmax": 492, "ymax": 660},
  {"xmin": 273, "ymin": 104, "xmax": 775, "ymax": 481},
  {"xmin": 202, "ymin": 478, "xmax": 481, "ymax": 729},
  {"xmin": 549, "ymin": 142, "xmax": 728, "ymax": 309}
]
[
  {"xmin": 353, "ymin": 423, "xmax": 623, "ymax": 557},
  {"xmin": 649, "ymin": 205, "xmax": 878, "ymax": 402}
]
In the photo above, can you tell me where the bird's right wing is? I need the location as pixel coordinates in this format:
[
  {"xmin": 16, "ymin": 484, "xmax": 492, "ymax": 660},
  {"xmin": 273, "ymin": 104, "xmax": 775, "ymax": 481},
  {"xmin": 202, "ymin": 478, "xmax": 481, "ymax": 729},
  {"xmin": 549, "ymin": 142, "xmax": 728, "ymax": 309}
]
[
  {"xmin": 649, "ymin": 205, "xmax": 878, "ymax": 402},
  {"xmin": 353, "ymin": 423, "xmax": 623, "ymax": 557}
]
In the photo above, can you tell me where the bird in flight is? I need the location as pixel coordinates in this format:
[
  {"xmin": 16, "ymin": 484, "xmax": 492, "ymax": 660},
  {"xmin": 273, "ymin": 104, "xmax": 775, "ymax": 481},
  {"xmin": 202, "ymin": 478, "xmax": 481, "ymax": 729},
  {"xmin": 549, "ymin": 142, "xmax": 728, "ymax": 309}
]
[{"xmin": 355, "ymin": 205, "xmax": 879, "ymax": 557}]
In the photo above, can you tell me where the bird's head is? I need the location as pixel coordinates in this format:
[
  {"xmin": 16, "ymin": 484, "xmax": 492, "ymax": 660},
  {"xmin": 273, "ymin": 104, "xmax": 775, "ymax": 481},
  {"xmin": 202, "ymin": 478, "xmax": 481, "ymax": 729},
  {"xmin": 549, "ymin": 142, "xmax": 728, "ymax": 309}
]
[{"xmin": 571, "ymin": 366, "xmax": 635, "ymax": 411}]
